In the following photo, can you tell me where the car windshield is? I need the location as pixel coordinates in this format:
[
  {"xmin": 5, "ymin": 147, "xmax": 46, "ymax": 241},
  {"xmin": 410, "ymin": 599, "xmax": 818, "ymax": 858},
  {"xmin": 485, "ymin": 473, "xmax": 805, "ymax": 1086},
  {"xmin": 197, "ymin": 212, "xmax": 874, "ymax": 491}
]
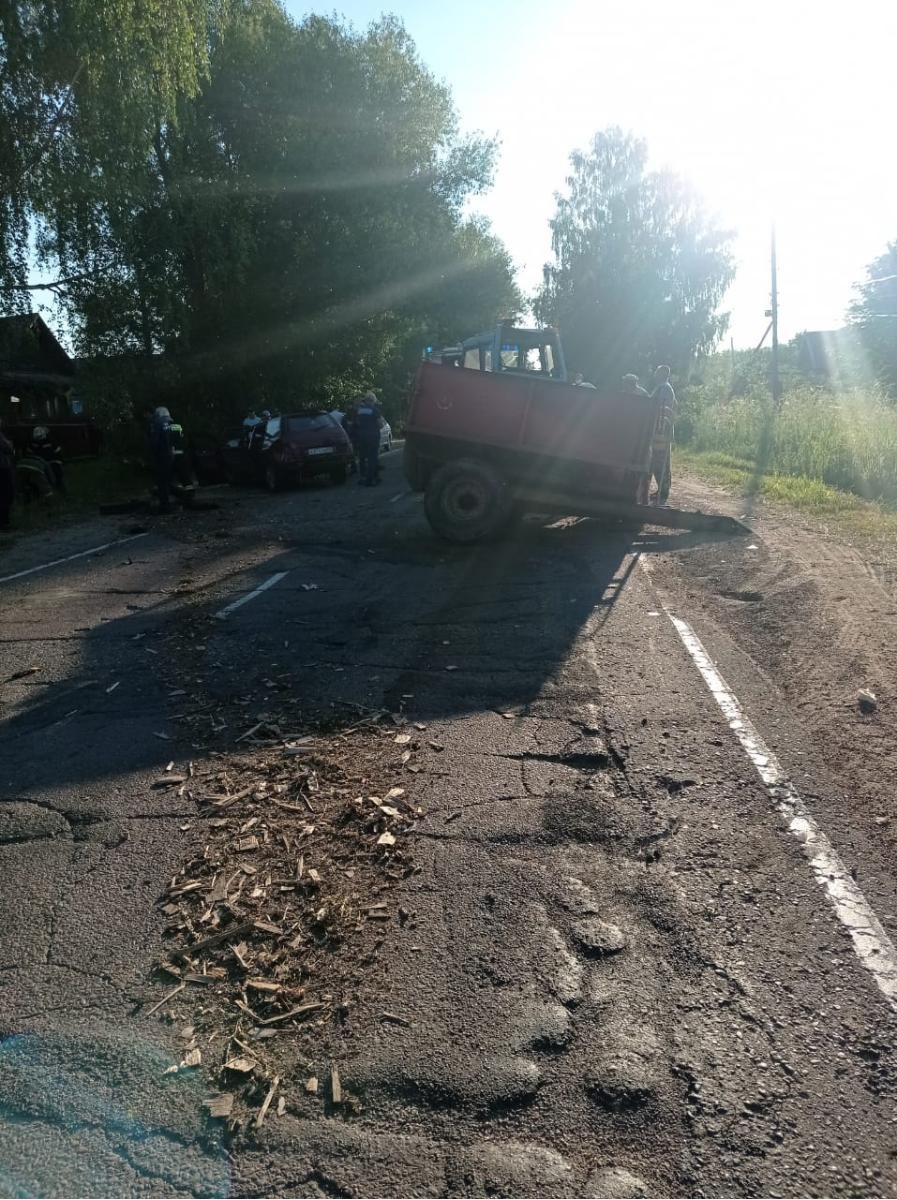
[{"xmin": 287, "ymin": 414, "xmax": 334, "ymax": 432}]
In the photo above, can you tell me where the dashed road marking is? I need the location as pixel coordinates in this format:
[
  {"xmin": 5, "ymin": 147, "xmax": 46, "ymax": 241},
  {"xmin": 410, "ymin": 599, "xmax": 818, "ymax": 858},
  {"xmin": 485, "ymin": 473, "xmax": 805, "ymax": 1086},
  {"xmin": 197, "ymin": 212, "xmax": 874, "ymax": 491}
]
[
  {"xmin": 653, "ymin": 585, "xmax": 897, "ymax": 1010},
  {"xmin": 214, "ymin": 571, "xmax": 288, "ymax": 619},
  {"xmin": 0, "ymin": 532, "xmax": 150, "ymax": 586}
]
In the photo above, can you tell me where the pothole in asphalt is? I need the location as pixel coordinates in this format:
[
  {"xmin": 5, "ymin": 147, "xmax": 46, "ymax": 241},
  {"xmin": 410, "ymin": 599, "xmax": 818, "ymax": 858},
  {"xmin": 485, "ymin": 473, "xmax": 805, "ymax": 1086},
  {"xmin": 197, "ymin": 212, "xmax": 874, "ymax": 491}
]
[{"xmin": 718, "ymin": 589, "xmax": 764, "ymax": 603}]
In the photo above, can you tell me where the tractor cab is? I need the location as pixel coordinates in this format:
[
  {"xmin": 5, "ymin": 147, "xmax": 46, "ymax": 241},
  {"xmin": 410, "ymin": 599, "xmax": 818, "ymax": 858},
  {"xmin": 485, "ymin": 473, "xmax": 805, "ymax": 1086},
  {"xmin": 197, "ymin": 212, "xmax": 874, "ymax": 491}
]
[
  {"xmin": 423, "ymin": 344, "xmax": 463, "ymax": 367},
  {"xmin": 460, "ymin": 324, "xmax": 567, "ymax": 383}
]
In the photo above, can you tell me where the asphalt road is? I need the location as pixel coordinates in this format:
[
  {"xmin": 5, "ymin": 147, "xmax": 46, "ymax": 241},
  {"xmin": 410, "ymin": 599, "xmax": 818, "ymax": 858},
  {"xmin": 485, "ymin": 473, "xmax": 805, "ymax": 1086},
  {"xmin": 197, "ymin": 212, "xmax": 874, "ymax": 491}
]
[{"xmin": 2, "ymin": 450, "xmax": 897, "ymax": 1198}]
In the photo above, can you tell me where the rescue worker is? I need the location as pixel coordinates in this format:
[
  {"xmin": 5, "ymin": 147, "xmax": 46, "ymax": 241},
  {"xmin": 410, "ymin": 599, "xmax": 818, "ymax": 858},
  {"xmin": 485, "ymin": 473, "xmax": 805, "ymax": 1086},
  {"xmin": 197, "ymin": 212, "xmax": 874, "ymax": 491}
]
[
  {"xmin": 650, "ymin": 365, "xmax": 676, "ymax": 506},
  {"xmin": 622, "ymin": 373, "xmax": 650, "ymax": 398},
  {"xmin": 30, "ymin": 426, "xmax": 65, "ymax": 494},
  {"xmin": 352, "ymin": 392, "xmax": 382, "ymax": 487},
  {"xmin": 15, "ymin": 437, "xmax": 54, "ymax": 502},
  {"xmin": 149, "ymin": 406, "xmax": 176, "ymax": 512},
  {"xmin": 0, "ymin": 416, "xmax": 15, "ymax": 530},
  {"xmin": 168, "ymin": 413, "xmax": 196, "ymax": 507},
  {"xmin": 572, "ymin": 372, "xmax": 597, "ymax": 389}
]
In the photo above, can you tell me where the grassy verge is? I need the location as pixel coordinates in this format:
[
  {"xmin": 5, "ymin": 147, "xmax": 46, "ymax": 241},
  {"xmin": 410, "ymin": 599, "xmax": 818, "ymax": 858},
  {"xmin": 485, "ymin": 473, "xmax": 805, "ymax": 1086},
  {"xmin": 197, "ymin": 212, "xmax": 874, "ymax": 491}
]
[
  {"xmin": 676, "ymin": 447, "xmax": 897, "ymax": 539},
  {"xmin": 4, "ymin": 457, "xmax": 152, "ymax": 538}
]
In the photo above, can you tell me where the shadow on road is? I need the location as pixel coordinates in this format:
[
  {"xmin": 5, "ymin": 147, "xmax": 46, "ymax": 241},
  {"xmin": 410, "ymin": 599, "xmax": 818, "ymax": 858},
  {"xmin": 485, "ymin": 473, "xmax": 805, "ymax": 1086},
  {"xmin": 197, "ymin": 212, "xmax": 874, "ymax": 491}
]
[{"xmin": 0, "ymin": 495, "xmax": 740, "ymax": 796}]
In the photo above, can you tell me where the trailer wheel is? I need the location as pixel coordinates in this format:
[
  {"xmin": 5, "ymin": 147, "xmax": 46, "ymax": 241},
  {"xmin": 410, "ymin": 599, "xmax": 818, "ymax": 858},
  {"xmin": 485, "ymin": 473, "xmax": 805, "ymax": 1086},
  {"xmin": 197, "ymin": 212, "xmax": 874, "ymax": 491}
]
[{"xmin": 424, "ymin": 459, "xmax": 512, "ymax": 543}]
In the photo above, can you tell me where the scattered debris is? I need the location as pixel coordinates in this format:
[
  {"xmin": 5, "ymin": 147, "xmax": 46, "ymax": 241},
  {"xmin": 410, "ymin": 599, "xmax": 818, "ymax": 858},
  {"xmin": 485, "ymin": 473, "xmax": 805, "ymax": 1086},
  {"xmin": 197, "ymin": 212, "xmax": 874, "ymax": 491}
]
[
  {"xmin": 5, "ymin": 666, "xmax": 39, "ymax": 683},
  {"xmin": 330, "ymin": 1065, "xmax": 342, "ymax": 1105},
  {"xmin": 205, "ymin": 1094, "xmax": 235, "ymax": 1119},
  {"xmin": 144, "ymin": 982, "xmax": 186, "ymax": 1016},
  {"xmin": 153, "ymin": 774, "xmax": 187, "ymax": 789},
  {"xmin": 224, "ymin": 1056, "xmax": 258, "ymax": 1074},
  {"xmin": 255, "ymin": 1076, "xmax": 279, "ymax": 1128},
  {"xmin": 380, "ymin": 1010, "xmax": 410, "ymax": 1026},
  {"xmin": 305, "ymin": 1076, "xmax": 319, "ymax": 1095},
  {"xmin": 858, "ymin": 688, "xmax": 878, "ymax": 714},
  {"xmin": 106, "ymin": 681, "xmax": 120, "ymax": 694},
  {"xmin": 254, "ymin": 1002, "xmax": 326, "ymax": 1027},
  {"xmin": 152, "ymin": 719, "xmax": 418, "ymax": 1125}
]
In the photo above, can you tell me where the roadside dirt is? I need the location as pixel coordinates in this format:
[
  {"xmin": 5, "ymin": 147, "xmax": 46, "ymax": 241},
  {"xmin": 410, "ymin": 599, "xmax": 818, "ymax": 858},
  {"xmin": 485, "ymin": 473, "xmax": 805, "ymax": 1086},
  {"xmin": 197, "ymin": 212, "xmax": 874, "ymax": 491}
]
[{"xmin": 657, "ymin": 471, "xmax": 897, "ymax": 886}]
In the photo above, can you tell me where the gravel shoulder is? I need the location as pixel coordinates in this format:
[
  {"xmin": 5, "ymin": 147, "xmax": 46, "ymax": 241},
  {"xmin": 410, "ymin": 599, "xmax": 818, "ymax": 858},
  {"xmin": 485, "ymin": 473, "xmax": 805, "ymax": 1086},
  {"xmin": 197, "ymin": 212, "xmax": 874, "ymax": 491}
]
[{"xmin": 653, "ymin": 472, "xmax": 897, "ymax": 916}]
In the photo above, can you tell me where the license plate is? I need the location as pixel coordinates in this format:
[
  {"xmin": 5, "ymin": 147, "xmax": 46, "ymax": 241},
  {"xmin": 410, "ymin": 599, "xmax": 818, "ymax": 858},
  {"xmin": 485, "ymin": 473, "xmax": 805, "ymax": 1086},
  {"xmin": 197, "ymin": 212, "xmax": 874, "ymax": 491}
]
[{"xmin": 307, "ymin": 446, "xmax": 334, "ymax": 457}]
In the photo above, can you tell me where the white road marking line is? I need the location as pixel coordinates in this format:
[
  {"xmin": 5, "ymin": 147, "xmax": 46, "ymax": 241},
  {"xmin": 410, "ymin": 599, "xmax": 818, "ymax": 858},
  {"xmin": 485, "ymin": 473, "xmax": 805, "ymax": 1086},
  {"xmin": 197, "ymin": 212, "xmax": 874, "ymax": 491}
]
[
  {"xmin": 664, "ymin": 604, "xmax": 897, "ymax": 1010},
  {"xmin": 214, "ymin": 571, "xmax": 288, "ymax": 619},
  {"xmin": 0, "ymin": 532, "xmax": 150, "ymax": 586}
]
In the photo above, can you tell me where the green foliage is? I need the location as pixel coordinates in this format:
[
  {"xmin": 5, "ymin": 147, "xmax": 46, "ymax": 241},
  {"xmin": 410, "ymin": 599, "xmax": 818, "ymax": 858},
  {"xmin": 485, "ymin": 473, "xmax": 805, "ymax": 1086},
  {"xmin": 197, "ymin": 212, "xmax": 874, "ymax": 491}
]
[
  {"xmin": 848, "ymin": 241, "xmax": 897, "ymax": 393},
  {"xmin": 680, "ymin": 356, "xmax": 897, "ymax": 503},
  {"xmin": 0, "ymin": 0, "xmax": 211, "ymax": 298},
  {"xmin": 36, "ymin": 4, "xmax": 519, "ymax": 430},
  {"xmin": 535, "ymin": 128, "xmax": 735, "ymax": 386}
]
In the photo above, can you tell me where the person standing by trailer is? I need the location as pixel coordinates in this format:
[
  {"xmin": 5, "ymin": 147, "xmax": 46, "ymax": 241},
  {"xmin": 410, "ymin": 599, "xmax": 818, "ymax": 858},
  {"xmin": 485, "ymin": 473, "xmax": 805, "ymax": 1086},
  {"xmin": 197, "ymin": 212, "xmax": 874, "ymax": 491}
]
[
  {"xmin": 650, "ymin": 365, "xmax": 676, "ymax": 506},
  {"xmin": 622, "ymin": 373, "xmax": 650, "ymax": 398},
  {"xmin": 352, "ymin": 392, "xmax": 382, "ymax": 487}
]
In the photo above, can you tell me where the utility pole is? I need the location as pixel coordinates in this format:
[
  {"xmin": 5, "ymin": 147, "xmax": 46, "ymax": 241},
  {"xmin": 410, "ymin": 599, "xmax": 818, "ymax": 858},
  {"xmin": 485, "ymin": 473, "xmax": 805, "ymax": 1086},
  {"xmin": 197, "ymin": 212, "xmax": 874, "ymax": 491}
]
[{"xmin": 769, "ymin": 225, "xmax": 781, "ymax": 406}]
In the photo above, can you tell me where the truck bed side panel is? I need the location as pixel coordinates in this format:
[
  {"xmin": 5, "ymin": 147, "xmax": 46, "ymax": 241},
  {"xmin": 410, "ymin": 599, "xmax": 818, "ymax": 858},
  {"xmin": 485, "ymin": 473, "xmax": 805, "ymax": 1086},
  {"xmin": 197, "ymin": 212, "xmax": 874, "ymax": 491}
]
[{"xmin": 407, "ymin": 362, "xmax": 658, "ymax": 474}]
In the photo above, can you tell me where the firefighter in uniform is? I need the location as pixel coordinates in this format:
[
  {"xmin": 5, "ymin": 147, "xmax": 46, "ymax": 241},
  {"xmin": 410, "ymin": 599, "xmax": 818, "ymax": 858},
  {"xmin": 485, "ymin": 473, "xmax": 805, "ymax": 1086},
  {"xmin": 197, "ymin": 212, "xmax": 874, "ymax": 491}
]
[
  {"xmin": 351, "ymin": 392, "xmax": 382, "ymax": 487},
  {"xmin": 150, "ymin": 406, "xmax": 196, "ymax": 512},
  {"xmin": 30, "ymin": 426, "xmax": 65, "ymax": 494}
]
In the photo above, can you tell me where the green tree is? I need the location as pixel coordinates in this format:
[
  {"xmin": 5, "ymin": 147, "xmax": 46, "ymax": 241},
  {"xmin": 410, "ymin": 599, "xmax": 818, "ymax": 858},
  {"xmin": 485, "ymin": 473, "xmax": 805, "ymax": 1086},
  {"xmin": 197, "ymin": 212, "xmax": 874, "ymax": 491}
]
[
  {"xmin": 0, "ymin": 0, "xmax": 212, "ymax": 301},
  {"xmin": 45, "ymin": 6, "xmax": 520, "ymax": 429},
  {"xmin": 535, "ymin": 128, "xmax": 735, "ymax": 387},
  {"xmin": 848, "ymin": 242, "xmax": 897, "ymax": 393}
]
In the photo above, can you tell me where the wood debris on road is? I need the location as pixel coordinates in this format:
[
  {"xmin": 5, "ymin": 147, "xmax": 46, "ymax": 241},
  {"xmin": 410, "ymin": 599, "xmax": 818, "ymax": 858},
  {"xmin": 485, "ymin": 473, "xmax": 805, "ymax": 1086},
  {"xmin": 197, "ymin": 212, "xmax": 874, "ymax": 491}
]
[{"xmin": 150, "ymin": 716, "xmax": 419, "ymax": 1130}]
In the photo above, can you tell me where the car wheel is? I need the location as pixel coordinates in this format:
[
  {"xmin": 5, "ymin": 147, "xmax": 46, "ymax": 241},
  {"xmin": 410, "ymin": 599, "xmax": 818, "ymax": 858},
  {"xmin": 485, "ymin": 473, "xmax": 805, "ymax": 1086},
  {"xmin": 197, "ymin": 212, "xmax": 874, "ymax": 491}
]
[{"xmin": 423, "ymin": 458, "xmax": 513, "ymax": 543}]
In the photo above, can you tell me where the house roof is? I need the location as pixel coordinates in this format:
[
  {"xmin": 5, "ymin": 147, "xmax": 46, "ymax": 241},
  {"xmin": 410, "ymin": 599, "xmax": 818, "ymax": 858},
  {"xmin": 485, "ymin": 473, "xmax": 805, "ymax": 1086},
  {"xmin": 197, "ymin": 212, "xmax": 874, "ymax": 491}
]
[
  {"xmin": 0, "ymin": 313, "xmax": 74, "ymax": 380},
  {"xmin": 796, "ymin": 328, "xmax": 867, "ymax": 374}
]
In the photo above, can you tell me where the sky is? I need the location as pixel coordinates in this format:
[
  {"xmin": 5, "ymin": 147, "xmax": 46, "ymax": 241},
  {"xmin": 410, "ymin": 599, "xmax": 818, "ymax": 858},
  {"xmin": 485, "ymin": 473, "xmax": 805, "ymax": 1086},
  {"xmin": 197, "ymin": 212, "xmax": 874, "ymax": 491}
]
[{"xmin": 287, "ymin": 0, "xmax": 897, "ymax": 347}]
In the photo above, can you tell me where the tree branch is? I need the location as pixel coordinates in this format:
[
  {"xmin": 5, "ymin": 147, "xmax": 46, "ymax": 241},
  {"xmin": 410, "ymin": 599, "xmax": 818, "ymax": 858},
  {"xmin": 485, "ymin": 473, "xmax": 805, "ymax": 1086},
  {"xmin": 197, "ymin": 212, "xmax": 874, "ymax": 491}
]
[
  {"xmin": 8, "ymin": 273, "xmax": 93, "ymax": 292},
  {"xmin": 19, "ymin": 60, "xmax": 86, "ymax": 186}
]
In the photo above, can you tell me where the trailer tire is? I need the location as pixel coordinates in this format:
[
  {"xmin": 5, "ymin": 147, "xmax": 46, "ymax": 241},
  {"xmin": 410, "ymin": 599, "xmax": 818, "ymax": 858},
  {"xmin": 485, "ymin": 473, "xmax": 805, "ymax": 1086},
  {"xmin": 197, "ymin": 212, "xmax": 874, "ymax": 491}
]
[{"xmin": 424, "ymin": 458, "xmax": 512, "ymax": 543}]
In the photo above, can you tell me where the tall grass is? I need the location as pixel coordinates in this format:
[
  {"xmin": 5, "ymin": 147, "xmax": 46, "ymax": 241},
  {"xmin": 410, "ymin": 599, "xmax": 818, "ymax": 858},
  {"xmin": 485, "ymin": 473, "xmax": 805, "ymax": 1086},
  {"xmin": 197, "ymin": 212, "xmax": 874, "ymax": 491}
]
[{"xmin": 680, "ymin": 371, "xmax": 897, "ymax": 504}]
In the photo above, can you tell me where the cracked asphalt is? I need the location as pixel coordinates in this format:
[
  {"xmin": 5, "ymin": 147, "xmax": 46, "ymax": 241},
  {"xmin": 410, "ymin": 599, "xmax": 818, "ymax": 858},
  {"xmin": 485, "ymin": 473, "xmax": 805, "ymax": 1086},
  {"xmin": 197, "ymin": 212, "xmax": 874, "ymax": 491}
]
[{"xmin": 2, "ymin": 451, "xmax": 897, "ymax": 1198}]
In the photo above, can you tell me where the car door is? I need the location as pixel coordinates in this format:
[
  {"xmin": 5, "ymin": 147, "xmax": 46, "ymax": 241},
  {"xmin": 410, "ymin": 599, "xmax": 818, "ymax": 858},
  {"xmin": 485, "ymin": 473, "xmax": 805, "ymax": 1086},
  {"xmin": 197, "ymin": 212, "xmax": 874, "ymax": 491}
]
[{"xmin": 220, "ymin": 428, "xmax": 251, "ymax": 479}]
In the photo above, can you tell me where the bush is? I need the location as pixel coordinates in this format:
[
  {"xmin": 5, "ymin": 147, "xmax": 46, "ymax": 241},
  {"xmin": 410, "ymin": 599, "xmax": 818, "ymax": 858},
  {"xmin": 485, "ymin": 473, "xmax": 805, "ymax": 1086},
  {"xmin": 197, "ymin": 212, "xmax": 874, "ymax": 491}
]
[{"xmin": 680, "ymin": 372, "xmax": 897, "ymax": 503}]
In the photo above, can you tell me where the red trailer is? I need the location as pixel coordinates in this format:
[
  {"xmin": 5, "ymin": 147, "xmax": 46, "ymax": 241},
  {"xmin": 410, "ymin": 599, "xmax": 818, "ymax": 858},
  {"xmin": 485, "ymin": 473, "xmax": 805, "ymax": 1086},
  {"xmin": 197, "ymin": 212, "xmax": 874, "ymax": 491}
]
[{"xmin": 404, "ymin": 328, "xmax": 743, "ymax": 542}]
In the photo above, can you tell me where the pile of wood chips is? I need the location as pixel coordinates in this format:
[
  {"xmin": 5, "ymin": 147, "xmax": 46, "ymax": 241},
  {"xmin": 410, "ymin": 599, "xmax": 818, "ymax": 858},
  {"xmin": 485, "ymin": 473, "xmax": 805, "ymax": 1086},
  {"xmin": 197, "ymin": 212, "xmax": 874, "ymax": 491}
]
[{"xmin": 148, "ymin": 715, "xmax": 423, "ymax": 1129}]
